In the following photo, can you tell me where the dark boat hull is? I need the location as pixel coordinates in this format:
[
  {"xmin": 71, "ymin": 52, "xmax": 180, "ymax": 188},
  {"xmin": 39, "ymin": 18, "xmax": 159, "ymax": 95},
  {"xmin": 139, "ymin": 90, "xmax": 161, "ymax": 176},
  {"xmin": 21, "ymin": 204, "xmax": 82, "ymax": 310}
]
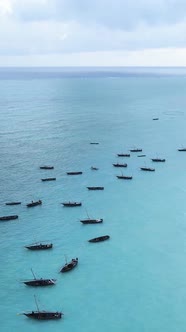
[
  {"xmin": 178, "ymin": 148, "xmax": 186, "ymax": 151},
  {"xmin": 151, "ymin": 159, "xmax": 165, "ymax": 162},
  {"xmin": 88, "ymin": 235, "xmax": 110, "ymax": 243},
  {"xmin": 5, "ymin": 202, "xmax": 21, "ymax": 206},
  {"xmin": 117, "ymin": 154, "xmax": 130, "ymax": 157},
  {"xmin": 66, "ymin": 172, "xmax": 83, "ymax": 175},
  {"xmin": 0, "ymin": 215, "xmax": 18, "ymax": 221},
  {"xmin": 80, "ymin": 219, "xmax": 103, "ymax": 224},
  {"xmin": 60, "ymin": 258, "xmax": 78, "ymax": 272},
  {"xmin": 116, "ymin": 176, "xmax": 132, "ymax": 179},
  {"xmin": 62, "ymin": 202, "xmax": 82, "ymax": 207},
  {"xmin": 41, "ymin": 178, "xmax": 56, "ymax": 181},
  {"xmin": 24, "ymin": 279, "xmax": 55, "ymax": 286},
  {"xmin": 27, "ymin": 200, "xmax": 42, "ymax": 208},
  {"xmin": 87, "ymin": 187, "xmax": 104, "ymax": 190},
  {"xmin": 140, "ymin": 167, "xmax": 155, "ymax": 172},
  {"xmin": 24, "ymin": 311, "xmax": 62, "ymax": 320},
  {"xmin": 130, "ymin": 149, "xmax": 142, "ymax": 152},
  {"xmin": 25, "ymin": 244, "xmax": 53, "ymax": 250},
  {"xmin": 113, "ymin": 164, "xmax": 127, "ymax": 167},
  {"xmin": 40, "ymin": 166, "xmax": 54, "ymax": 170}
]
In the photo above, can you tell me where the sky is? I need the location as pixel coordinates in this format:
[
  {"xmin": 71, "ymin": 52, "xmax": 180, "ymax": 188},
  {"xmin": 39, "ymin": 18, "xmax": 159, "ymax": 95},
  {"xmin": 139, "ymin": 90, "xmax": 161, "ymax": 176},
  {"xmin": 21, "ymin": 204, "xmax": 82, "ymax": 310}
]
[{"xmin": 1, "ymin": 0, "xmax": 186, "ymax": 66}]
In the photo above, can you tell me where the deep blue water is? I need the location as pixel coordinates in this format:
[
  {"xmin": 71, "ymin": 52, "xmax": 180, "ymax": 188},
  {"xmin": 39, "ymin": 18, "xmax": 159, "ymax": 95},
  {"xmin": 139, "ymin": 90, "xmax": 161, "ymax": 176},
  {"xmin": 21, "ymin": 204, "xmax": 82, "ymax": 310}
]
[{"xmin": 1, "ymin": 67, "xmax": 186, "ymax": 332}]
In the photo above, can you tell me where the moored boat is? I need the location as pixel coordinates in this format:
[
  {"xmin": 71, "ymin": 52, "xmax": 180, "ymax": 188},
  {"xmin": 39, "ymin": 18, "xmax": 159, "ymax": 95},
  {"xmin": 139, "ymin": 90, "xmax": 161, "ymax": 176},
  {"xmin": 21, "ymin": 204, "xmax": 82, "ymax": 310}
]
[
  {"xmin": 137, "ymin": 155, "xmax": 146, "ymax": 157},
  {"xmin": 140, "ymin": 167, "xmax": 155, "ymax": 172},
  {"xmin": 40, "ymin": 166, "xmax": 54, "ymax": 170},
  {"xmin": 23, "ymin": 269, "xmax": 56, "ymax": 287},
  {"xmin": 22, "ymin": 296, "xmax": 63, "ymax": 320},
  {"xmin": 90, "ymin": 142, "xmax": 99, "ymax": 144},
  {"xmin": 5, "ymin": 202, "xmax": 21, "ymax": 206},
  {"xmin": 151, "ymin": 158, "xmax": 166, "ymax": 162},
  {"xmin": 116, "ymin": 175, "xmax": 132, "ymax": 179},
  {"xmin": 87, "ymin": 186, "xmax": 104, "ymax": 190},
  {"xmin": 26, "ymin": 200, "xmax": 42, "ymax": 208},
  {"xmin": 88, "ymin": 235, "xmax": 110, "ymax": 243},
  {"xmin": 113, "ymin": 163, "xmax": 127, "ymax": 167},
  {"xmin": 41, "ymin": 178, "xmax": 56, "ymax": 181},
  {"xmin": 66, "ymin": 171, "xmax": 83, "ymax": 175},
  {"xmin": 130, "ymin": 148, "xmax": 142, "ymax": 152},
  {"xmin": 91, "ymin": 166, "xmax": 99, "ymax": 170},
  {"xmin": 60, "ymin": 258, "xmax": 78, "ymax": 272},
  {"xmin": 25, "ymin": 243, "xmax": 53, "ymax": 250},
  {"xmin": 117, "ymin": 153, "xmax": 130, "ymax": 157},
  {"xmin": 0, "ymin": 215, "xmax": 18, "ymax": 221},
  {"xmin": 178, "ymin": 148, "xmax": 186, "ymax": 151},
  {"xmin": 62, "ymin": 202, "xmax": 82, "ymax": 207},
  {"xmin": 153, "ymin": 118, "xmax": 159, "ymax": 120},
  {"xmin": 80, "ymin": 218, "xmax": 103, "ymax": 224}
]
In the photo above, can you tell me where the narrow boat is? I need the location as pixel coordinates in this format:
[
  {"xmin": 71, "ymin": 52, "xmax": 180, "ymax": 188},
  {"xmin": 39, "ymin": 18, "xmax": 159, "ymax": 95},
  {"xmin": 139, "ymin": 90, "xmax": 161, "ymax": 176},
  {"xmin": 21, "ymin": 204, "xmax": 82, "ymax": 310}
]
[
  {"xmin": 60, "ymin": 258, "xmax": 78, "ymax": 272},
  {"xmin": 91, "ymin": 166, "xmax": 99, "ymax": 170},
  {"xmin": 140, "ymin": 167, "xmax": 155, "ymax": 172},
  {"xmin": 113, "ymin": 163, "xmax": 127, "ymax": 167},
  {"xmin": 5, "ymin": 202, "xmax": 21, "ymax": 206},
  {"xmin": 80, "ymin": 218, "xmax": 103, "ymax": 224},
  {"xmin": 151, "ymin": 158, "xmax": 166, "ymax": 162},
  {"xmin": 26, "ymin": 200, "xmax": 42, "ymax": 208},
  {"xmin": 88, "ymin": 235, "xmax": 110, "ymax": 243},
  {"xmin": 41, "ymin": 178, "xmax": 56, "ymax": 181},
  {"xmin": 66, "ymin": 171, "xmax": 83, "ymax": 175},
  {"xmin": 153, "ymin": 118, "xmax": 159, "ymax": 120},
  {"xmin": 23, "ymin": 269, "xmax": 56, "ymax": 287},
  {"xmin": 62, "ymin": 202, "xmax": 82, "ymax": 207},
  {"xmin": 178, "ymin": 148, "xmax": 186, "ymax": 151},
  {"xmin": 117, "ymin": 153, "xmax": 130, "ymax": 157},
  {"xmin": 116, "ymin": 175, "xmax": 132, "ymax": 180},
  {"xmin": 137, "ymin": 155, "xmax": 146, "ymax": 157},
  {"xmin": 90, "ymin": 142, "xmax": 99, "ymax": 144},
  {"xmin": 130, "ymin": 148, "xmax": 142, "ymax": 152},
  {"xmin": 0, "ymin": 215, "xmax": 18, "ymax": 221},
  {"xmin": 25, "ymin": 243, "xmax": 53, "ymax": 250},
  {"xmin": 22, "ymin": 296, "xmax": 63, "ymax": 320},
  {"xmin": 87, "ymin": 186, "xmax": 104, "ymax": 190},
  {"xmin": 40, "ymin": 166, "xmax": 54, "ymax": 170}
]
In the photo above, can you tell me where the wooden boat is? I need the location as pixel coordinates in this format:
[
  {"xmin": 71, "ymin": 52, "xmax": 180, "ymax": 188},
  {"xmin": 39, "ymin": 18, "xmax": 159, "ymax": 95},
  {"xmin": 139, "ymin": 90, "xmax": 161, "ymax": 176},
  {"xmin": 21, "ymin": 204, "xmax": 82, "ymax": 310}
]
[
  {"xmin": 66, "ymin": 171, "xmax": 83, "ymax": 175},
  {"xmin": 60, "ymin": 258, "xmax": 78, "ymax": 272},
  {"xmin": 178, "ymin": 148, "xmax": 186, "ymax": 151},
  {"xmin": 130, "ymin": 148, "xmax": 142, "ymax": 152},
  {"xmin": 88, "ymin": 235, "xmax": 110, "ymax": 243},
  {"xmin": 153, "ymin": 118, "xmax": 159, "ymax": 120},
  {"xmin": 23, "ymin": 269, "xmax": 56, "ymax": 287},
  {"xmin": 116, "ymin": 175, "xmax": 132, "ymax": 180},
  {"xmin": 87, "ymin": 186, "xmax": 104, "ymax": 190},
  {"xmin": 62, "ymin": 202, "xmax": 82, "ymax": 207},
  {"xmin": 40, "ymin": 166, "xmax": 54, "ymax": 170},
  {"xmin": 90, "ymin": 142, "xmax": 99, "ymax": 144},
  {"xmin": 41, "ymin": 178, "xmax": 56, "ymax": 181},
  {"xmin": 91, "ymin": 166, "xmax": 99, "ymax": 170},
  {"xmin": 113, "ymin": 163, "xmax": 127, "ymax": 167},
  {"xmin": 25, "ymin": 243, "xmax": 53, "ymax": 250},
  {"xmin": 0, "ymin": 215, "xmax": 18, "ymax": 221},
  {"xmin": 5, "ymin": 202, "xmax": 21, "ymax": 206},
  {"xmin": 80, "ymin": 218, "xmax": 103, "ymax": 224},
  {"xmin": 22, "ymin": 296, "xmax": 62, "ymax": 320},
  {"xmin": 117, "ymin": 153, "xmax": 130, "ymax": 157},
  {"xmin": 151, "ymin": 158, "xmax": 166, "ymax": 162},
  {"xmin": 140, "ymin": 167, "xmax": 155, "ymax": 172},
  {"xmin": 137, "ymin": 155, "xmax": 146, "ymax": 157},
  {"xmin": 26, "ymin": 200, "xmax": 42, "ymax": 208}
]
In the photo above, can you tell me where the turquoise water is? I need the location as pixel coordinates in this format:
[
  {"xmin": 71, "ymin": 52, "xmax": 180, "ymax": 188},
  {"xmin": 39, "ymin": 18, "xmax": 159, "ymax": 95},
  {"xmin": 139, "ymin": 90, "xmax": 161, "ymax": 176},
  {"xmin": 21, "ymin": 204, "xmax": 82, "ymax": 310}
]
[{"xmin": 1, "ymin": 68, "xmax": 186, "ymax": 331}]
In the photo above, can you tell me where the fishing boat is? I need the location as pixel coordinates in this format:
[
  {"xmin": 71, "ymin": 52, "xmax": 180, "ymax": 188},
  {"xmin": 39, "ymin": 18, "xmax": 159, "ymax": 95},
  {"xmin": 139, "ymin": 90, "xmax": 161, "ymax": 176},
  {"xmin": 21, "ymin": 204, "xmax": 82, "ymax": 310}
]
[
  {"xmin": 178, "ymin": 148, "xmax": 186, "ymax": 151},
  {"xmin": 90, "ymin": 142, "xmax": 99, "ymax": 144},
  {"xmin": 60, "ymin": 258, "xmax": 78, "ymax": 272},
  {"xmin": 40, "ymin": 166, "xmax": 54, "ymax": 170},
  {"xmin": 130, "ymin": 148, "xmax": 142, "ymax": 152},
  {"xmin": 25, "ymin": 242, "xmax": 53, "ymax": 250},
  {"xmin": 91, "ymin": 166, "xmax": 99, "ymax": 170},
  {"xmin": 88, "ymin": 235, "xmax": 110, "ymax": 243},
  {"xmin": 22, "ymin": 296, "xmax": 63, "ymax": 320},
  {"xmin": 137, "ymin": 155, "xmax": 146, "ymax": 157},
  {"xmin": 23, "ymin": 269, "xmax": 56, "ymax": 287},
  {"xmin": 0, "ymin": 215, "xmax": 18, "ymax": 221},
  {"xmin": 80, "ymin": 218, "xmax": 103, "ymax": 224},
  {"xmin": 62, "ymin": 202, "xmax": 82, "ymax": 207},
  {"xmin": 66, "ymin": 171, "xmax": 83, "ymax": 175},
  {"xmin": 26, "ymin": 200, "xmax": 42, "ymax": 208},
  {"xmin": 41, "ymin": 178, "xmax": 56, "ymax": 181},
  {"xmin": 117, "ymin": 153, "xmax": 130, "ymax": 157},
  {"xmin": 151, "ymin": 158, "xmax": 166, "ymax": 162},
  {"xmin": 87, "ymin": 186, "xmax": 104, "ymax": 190},
  {"xmin": 140, "ymin": 167, "xmax": 155, "ymax": 172},
  {"xmin": 153, "ymin": 118, "xmax": 159, "ymax": 120},
  {"xmin": 113, "ymin": 163, "xmax": 127, "ymax": 167},
  {"xmin": 116, "ymin": 175, "xmax": 132, "ymax": 180},
  {"xmin": 5, "ymin": 202, "xmax": 21, "ymax": 206}
]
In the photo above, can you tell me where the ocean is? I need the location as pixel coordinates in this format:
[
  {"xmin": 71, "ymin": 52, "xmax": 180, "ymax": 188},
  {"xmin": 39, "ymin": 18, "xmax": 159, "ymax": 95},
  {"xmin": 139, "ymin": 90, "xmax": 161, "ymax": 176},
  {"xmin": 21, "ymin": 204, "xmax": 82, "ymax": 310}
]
[{"xmin": 1, "ymin": 67, "xmax": 186, "ymax": 332}]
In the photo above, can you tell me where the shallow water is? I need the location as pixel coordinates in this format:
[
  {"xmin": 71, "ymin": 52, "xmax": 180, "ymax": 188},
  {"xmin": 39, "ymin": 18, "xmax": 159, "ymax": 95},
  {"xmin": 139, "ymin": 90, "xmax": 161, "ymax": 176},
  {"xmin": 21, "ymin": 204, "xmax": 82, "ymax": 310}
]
[{"xmin": 1, "ymin": 67, "xmax": 186, "ymax": 332}]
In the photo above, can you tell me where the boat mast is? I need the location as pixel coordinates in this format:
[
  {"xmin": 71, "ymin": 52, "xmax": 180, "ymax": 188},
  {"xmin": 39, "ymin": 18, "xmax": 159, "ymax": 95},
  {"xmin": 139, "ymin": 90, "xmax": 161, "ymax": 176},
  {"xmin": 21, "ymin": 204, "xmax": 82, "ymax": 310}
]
[
  {"xmin": 31, "ymin": 268, "xmax": 37, "ymax": 280},
  {"xmin": 34, "ymin": 295, "xmax": 40, "ymax": 312}
]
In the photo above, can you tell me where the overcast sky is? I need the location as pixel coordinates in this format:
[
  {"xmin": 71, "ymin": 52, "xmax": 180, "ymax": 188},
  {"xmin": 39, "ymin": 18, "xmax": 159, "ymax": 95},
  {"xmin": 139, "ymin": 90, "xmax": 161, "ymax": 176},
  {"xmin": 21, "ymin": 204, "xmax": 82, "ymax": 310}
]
[{"xmin": 1, "ymin": 0, "xmax": 186, "ymax": 66}]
